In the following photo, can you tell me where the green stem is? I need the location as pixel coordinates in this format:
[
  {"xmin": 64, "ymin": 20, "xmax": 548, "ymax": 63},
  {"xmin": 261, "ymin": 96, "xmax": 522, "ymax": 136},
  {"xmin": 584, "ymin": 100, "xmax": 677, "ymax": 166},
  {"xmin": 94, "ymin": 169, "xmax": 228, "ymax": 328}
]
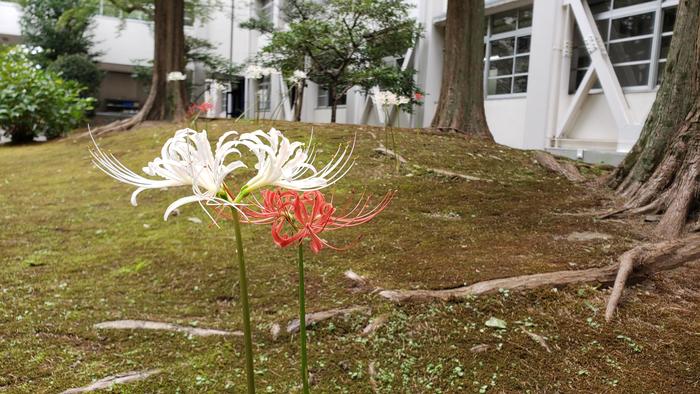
[
  {"xmin": 231, "ymin": 207, "xmax": 256, "ymax": 394},
  {"xmin": 297, "ymin": 244, "xmax": 310, "ymax": 394}
]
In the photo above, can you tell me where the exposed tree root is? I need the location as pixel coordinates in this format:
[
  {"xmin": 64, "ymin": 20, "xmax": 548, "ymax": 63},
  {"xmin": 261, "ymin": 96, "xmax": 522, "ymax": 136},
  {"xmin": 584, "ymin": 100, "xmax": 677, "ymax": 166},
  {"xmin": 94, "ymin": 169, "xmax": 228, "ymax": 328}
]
[
  {"xmin": 286, "ymin": 306, "xmax": 371, "ymax": 334},
  {"xmin": 61, "ymin": 369, "xmax": 162, "ymax": 393},
  {"xmin": 362, "ymin": 314, "xmax": 389, "ymax": 336},
  {"xmin": 94, "ymin": 320, "xmax": 240, "ymax": 337},
  {"xmin": 422, "ymin": 166, "xmax": 486, "ymax": 182},
  {"xmin": 374, "ymin": 147, "xmax": 407, "ymax": 163},
  {"xmin": 86, "ymin": 81, "xmax": 159, "ymax": 136},
  {"xmin": 379, "ymin": 235, "xmax": 700, "ymax": 321},
  {"xmin": 522, "ymin": 329, "xmax": 551, "ymax": 353},
  {"xmin": 533, "ymin": 151, "xmax": 585, "ymax": 183}
]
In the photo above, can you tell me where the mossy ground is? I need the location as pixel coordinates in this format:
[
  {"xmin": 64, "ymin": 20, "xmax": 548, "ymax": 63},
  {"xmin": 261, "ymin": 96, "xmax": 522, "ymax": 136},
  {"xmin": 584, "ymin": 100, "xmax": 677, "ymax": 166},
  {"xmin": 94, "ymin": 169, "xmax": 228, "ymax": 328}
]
[{"xmin": 1, "ymin": 120, "xmax": 698, "ymax": 393}]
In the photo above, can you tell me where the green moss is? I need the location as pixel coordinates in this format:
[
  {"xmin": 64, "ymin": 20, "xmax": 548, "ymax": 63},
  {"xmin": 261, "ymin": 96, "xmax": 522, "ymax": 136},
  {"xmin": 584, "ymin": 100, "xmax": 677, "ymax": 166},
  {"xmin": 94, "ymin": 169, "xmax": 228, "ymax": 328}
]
[{"xmin": 0, "ymin": 120, "xmax": 697, "ymax": 392}]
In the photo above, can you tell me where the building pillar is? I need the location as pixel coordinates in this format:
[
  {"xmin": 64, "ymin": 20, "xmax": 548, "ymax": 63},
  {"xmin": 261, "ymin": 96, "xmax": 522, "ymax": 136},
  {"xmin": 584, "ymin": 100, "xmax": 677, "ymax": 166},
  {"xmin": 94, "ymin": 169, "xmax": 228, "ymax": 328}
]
[{"xmin": 522, "ymin": 0, "xmax": 567, "ymax": 149}]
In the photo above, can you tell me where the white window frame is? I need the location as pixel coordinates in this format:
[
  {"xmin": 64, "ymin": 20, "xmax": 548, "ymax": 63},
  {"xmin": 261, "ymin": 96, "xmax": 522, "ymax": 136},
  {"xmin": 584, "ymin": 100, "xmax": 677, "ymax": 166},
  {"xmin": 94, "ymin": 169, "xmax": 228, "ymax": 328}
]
[
  {"xmin": 484, "ymin": 7, "xmax": 533, "ymax": 99},
  {"xmin": 571, "ymin": 0, "xmax": 678, "ymax": 93}
]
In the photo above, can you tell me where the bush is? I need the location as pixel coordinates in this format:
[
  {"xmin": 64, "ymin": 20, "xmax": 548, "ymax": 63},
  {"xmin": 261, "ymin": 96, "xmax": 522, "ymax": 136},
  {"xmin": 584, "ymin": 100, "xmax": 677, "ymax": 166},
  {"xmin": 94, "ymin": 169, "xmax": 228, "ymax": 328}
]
[
  {"xmin": 0, "ymin": 45, "xmax": 93, "ymax": 143},
  {"xmin": 48, "ymin": 53, "xmax": 103, "ymax": 98}
]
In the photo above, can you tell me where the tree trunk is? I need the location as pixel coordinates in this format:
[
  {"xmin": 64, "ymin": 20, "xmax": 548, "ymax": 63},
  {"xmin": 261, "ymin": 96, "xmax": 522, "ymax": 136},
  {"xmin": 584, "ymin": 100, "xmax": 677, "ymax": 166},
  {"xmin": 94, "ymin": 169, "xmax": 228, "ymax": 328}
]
[
  {"xmin": 607, "ymin": 0, "xmax": 700, "ymax": 239},
  {"xmin": 90, "ymin": 0, "xmax": 187, "ymax": 135},
  {"xmin": 148, "ymin": 0, "xmax": 187, "ymax": 121},
  {"xmin": 431, "ymin": 0, "xmax": 492, "ymax": 140},
  {"xmin": 294, "ymin": 83, "xmax": 305, "ymax": 122},
  {"xmin": 330, "ymin": 85, "xmax": 338, "ymax": 123}
]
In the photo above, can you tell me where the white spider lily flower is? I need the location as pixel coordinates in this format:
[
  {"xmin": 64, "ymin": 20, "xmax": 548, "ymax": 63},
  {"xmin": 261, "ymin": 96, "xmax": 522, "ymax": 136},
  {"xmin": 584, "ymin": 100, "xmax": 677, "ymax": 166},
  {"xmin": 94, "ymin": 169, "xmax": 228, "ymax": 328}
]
[
  {"xmin": 235, "ymin": 128, "xmax": 354, "ymax": 193},
  {"xmin": 167, "ymin": 71, "xmax": 187, "ymax": 81},
  {"xmin": 397, "ymin": 96, "xmax": 410, "ymax": 105},
  {"xmin": 373, "ymin": 90, "xmax": 398, "ymax": 108},
  {"xmin": 90, "ymin": 129, "xmax": 246, "ymax": 221}
]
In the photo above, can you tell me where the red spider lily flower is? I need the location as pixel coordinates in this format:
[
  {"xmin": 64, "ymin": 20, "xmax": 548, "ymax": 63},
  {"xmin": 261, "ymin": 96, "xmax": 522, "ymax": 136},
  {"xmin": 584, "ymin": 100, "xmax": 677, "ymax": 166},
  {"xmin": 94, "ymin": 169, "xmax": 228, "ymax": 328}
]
[
  {"xmin": 187, "ymin": 102, "xmax": 214, "ymax": 117},
  {"xmin": 414, "ymin": 92, "xmax": 424, "ymax": 101},
  {"xmin": 244, "ymin": 189, "xmax": 394, "ymax": 253},
  {"xmin": 198, "ymin": 102, "xmax": 214, "ymax": 112}
]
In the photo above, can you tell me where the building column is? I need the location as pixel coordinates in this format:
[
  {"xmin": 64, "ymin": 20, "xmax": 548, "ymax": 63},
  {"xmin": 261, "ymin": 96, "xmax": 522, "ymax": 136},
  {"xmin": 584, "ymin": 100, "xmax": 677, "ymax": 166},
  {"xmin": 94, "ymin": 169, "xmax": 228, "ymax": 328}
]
[{"xmin": 522, "ymin": 0, "xmax": 568, "ymax": 149}]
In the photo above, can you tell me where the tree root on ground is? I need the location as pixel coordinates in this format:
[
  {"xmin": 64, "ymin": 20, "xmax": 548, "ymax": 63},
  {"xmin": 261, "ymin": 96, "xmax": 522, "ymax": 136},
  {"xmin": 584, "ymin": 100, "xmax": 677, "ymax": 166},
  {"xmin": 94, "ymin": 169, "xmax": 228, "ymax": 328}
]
[
  {"xmin": 285, "ymin": 306, "xmax": 371, "ymax": 334},
  {"xmin": 378, "ymin": 235, "xmax": 700, "ymax": 322},
  {"xmin": 61, "ymin": 369, "xmax": 161, "ymax": 393},
  {"xmin": 533, "ymin": 151, "xmax": 585, "ymax": 183},
  {"xmin": 94, "ymin": 320, "xmax": 240, "ymax": 337}
]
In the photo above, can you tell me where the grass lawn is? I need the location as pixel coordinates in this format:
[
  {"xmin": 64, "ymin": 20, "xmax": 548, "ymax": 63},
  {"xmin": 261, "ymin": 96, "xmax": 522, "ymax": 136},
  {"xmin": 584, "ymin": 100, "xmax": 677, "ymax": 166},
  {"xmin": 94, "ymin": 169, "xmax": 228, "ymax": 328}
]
[{"xmin": 1, "ymin": 120, "xmax": 698, "ymax": 393}]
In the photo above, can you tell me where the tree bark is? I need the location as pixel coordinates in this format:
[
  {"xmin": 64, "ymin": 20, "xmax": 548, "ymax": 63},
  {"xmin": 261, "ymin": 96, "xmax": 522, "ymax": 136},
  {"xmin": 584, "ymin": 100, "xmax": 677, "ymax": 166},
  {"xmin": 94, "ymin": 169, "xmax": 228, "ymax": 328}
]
[
  {"xmin": 293, "ymin": 83, "xmax": 305, "ymax": 122},
  {"xmin": 90, "ymin": 0, "xmax": 187, "ymax": 135},
  {"xmin": 330, "ymin": 85, "xmax": 338, "ymax": 123},
  {"xmin": 431, "ymin": 0, "xmax": 493, "ymax": 140},
  {"xmin": 607, "ymin": 0, "xmax": 700, "ymax": 239}
]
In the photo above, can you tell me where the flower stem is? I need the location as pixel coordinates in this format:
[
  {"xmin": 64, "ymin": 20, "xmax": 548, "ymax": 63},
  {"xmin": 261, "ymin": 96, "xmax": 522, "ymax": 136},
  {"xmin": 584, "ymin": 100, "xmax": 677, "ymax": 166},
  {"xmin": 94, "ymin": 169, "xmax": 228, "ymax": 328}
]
[
  {"xmin": 231, "ymin": 208, "xmax": 256, "ymax": 394},
  {"xmin": 297, "ymin": 243, "xmax": 310, "ymax": 394}
]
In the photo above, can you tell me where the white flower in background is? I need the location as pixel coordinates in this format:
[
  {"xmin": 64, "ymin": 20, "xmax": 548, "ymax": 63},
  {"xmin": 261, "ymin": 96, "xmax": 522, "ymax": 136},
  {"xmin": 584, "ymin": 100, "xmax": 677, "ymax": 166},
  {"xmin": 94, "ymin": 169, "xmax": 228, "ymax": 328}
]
[
  {"xmin": 244, "ymin": 64, "xmax": 279, "ymax": 79},
  {"xmin": 234, "ymin": 128, "xmax": 354, "ymax": 193},
  {"xmin": 288, "ymin": 70, "xmax": 307, "ymax": 85},
  {"xmin": 91, "ymin": 129, "xmax": 246, "ymax": 221},
  {"xmin": 244, "ymin": 64, "xmax": 264, "ymax": 79},
  {"xmin": 373, "ymin": 90, "xmax": 398, "ymax": 108},
  {"xmin": 167, "ymin": 71, "xmax": 187, "ymax": 81},
  {"xmin": 373, "ymin": 90, "xmax": 411, "ymax": 108}
]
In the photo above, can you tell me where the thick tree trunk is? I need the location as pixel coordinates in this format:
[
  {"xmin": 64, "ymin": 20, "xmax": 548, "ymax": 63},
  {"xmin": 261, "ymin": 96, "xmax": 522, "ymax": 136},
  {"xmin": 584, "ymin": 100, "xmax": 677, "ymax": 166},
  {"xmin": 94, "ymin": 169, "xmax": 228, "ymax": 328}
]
[
  {"xmin": 330, "ymin": 85, "xmax": 338, "ymax": 123},
  {"xmin": 294, "ymin": 83, "xmax": 305, "ymax": 122},
  {"xmin": 90, "ymin": 0, "xmax": 187, "ymax": 135},
  {"xmin": 148, "ymin": 0, "xmax": 187, "ymax": 121},
  {"xmin": 431, "ymin": 0, "xmax": 492, "ymax": 140},
  {"xmin": 607, "ymin": 0, "xmax": 700, "ymax": 239}
]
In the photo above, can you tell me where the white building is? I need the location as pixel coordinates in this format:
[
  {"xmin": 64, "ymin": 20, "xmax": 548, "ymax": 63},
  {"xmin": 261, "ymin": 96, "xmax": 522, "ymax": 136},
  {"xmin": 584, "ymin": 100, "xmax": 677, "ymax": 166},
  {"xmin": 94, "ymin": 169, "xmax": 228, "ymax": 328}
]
[
  {"xmin": 0, "ymin": 0, "xmax": 677, "ymax": 163},
  {"xmin": 249, "ymin": 0, "xmax": 677, "ymax": 164},
  {"xmin": 0, "ymin": 0, "xmax": 260, "ymax": 116}
]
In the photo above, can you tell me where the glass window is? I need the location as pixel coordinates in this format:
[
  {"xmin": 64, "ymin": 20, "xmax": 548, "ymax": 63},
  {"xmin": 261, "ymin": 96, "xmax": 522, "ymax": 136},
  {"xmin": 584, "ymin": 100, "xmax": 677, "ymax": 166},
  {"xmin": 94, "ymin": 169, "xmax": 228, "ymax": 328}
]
[
  {"xmin": 588, "ymin": 0, "xmax": 611, "ymax": 14},
  {"xmin": 613, "ymin": 0, "xmax": 650, "ymax": 9},
  {"xmin": 258, "ymin": 77, "xmax": 270, "ymax": 111},
  {"xmin": 485, "ymin": 6, "xmax": 532, "ymax": 96},
  {"xmin": 571, "ymin": 2, "xmax": 676, "ymax": 92},
  {"xmin": 490, "ymin": 10, "xmax": 518, "ymax": 34},
  {"xmin": 609, "ymin": 38, "xmax": 653, "ymax": 63},
  {"xmin": 259, "ymin": 0, "xmax": 274, "ymax": 23},
  {"xmin": 610, "ymin": 13, "xmax": 654, "ymax": 40},
  {"xmin": 317, "ymin": 88, "xmax": 347, "ymax": 107}
]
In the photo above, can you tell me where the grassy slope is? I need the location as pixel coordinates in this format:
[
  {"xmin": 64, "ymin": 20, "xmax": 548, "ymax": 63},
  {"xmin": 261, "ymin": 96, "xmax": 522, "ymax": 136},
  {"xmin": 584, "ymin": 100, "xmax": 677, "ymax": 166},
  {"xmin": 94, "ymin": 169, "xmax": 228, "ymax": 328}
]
[{"xmin": 0, "ymin": 120, "xmax": 698, "ymax": 393}]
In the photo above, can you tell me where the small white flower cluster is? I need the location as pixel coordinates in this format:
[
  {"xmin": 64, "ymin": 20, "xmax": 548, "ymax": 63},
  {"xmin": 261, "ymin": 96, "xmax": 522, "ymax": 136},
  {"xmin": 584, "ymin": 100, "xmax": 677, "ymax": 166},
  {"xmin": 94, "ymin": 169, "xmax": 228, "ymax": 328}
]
[
  {"xmin": 167, "ymin": 71, "xmax": 187, "ymax": 82},
  {"xmin": 287, "ymin": 70, "xmax": 308, "ymax": 85},
  {"xmin": 9, "ymin": 45, "xmax": 43, "ymax": 57},
  {"xmin": 244, "ymin": 64, "xmax": 279, "ymax": 79},
  {"xmin": 373, "ymin": 90, "xmax": 410, "ymax": 108}
]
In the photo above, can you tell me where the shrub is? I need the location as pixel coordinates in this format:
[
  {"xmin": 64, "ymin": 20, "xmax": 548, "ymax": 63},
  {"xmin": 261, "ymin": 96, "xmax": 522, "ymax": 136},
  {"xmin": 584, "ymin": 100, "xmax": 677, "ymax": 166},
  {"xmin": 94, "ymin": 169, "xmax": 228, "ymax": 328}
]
[
  {"xmin": 0, "ymin": 45, "xmax": 94, "ymax": 143},
  {"xmin": 48, "ymin": 53, "xmax": 103, "ymax": 98}
]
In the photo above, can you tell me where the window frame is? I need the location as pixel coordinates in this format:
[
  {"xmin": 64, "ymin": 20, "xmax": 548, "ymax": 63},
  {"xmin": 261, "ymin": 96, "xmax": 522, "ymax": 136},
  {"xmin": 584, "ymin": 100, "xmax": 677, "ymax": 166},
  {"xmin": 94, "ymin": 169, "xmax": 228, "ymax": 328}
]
[
  {"xmin": 316, "ymin": 87, "xmax": 347, "ymax": 108},
  {"xmin": 483, "ymin": 7, "xmax": 533, "ymax": 99},
  {"xmin": 570, "ymin": 0, "xmax": 678, "ymax": 93}
]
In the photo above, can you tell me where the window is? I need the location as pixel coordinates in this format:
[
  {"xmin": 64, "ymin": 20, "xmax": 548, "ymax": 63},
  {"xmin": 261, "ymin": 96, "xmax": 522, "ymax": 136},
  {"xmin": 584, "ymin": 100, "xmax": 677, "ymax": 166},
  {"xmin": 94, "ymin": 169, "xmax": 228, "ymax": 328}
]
[
  {"xmin": 484, "ymin": 7, "xmax": 532, "ymax": 96},
  {"xmin": 317, "ymin": 88, "xmax": 347, "ymax": 107},
  {"xmin": 570, "ymin": 0, "xmax": 677, "ymax": 92},
  {"xmin": 258, "ymin": 77, "xmax": 270, "ymax": 111},
  {"xmin": 259, "ymin": 0, "xmax": 274, "ymax": 23}
]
